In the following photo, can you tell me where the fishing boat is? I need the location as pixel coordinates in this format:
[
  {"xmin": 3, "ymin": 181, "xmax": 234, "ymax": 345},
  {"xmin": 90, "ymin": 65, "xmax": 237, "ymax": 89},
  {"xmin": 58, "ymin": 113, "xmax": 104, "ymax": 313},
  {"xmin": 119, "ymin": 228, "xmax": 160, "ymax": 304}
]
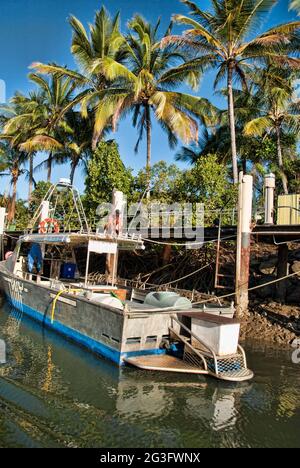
[{"xmin": 0, "ymin": 180, "xmax": 253, "ymax": 382}]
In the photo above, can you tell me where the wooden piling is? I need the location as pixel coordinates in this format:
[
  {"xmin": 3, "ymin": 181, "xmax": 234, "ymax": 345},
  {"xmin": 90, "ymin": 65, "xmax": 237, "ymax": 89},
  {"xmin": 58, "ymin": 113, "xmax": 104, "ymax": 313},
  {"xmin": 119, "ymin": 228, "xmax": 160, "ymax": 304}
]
[{"xmin": 236, "ymin": 173, "xmax": 253, "ymax": 317}]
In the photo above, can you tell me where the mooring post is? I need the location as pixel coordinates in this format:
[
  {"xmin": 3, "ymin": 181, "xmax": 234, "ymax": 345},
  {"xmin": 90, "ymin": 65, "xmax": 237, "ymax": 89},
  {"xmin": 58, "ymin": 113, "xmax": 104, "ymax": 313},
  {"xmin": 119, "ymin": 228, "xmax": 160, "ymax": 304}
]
[
  {"xmin": 276, "ymin": 243, "xmax": 289, "ymax": 303},
  {"xmin": 264, "ymin": 173, "xmax": 275, "ymax": 225},
  {"xmin": 236, "ymin": 173, "xmax": 253, "ymax": 317}
]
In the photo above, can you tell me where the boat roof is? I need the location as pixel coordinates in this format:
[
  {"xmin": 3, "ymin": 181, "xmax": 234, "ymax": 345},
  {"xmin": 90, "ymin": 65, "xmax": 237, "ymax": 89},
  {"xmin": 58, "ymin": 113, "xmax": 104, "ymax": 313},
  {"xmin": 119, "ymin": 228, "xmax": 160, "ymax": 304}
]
[{"xmin": 19, "ymin": 232, "xmax": 145, "ymax": 251}]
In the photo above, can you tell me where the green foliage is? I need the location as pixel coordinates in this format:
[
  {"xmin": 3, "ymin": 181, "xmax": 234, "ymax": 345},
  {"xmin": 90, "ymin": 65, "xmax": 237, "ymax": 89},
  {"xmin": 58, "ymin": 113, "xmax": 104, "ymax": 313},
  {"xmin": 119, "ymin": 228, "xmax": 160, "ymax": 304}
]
[
  {"xmin": 29, "ymin": 181, "xmax": 52, "ymax": 215},
  {"xmin": 281, "ymin": 159, "xmax": 300, "ymax": 193},
  {"xmin": 14, "ymin": 200, "xmax": 29, "ymax": 230},
  {"xmin": 187, "ymin": 154, "xmax": 237, "ymax": 224},
  {"xmin": 133, "ymin": 161, "xmax": 183, "ymax": 203},
  {"xmin": 84, "ymin": 140, "xmax": 133, "ymax": 220},
  {"xmin": 0, "ymin": 195, "xmax": 30, "ymax": 230},
  {"xmin": 133, "ymin": 155, "xmax": 236, "ymax": 225}
]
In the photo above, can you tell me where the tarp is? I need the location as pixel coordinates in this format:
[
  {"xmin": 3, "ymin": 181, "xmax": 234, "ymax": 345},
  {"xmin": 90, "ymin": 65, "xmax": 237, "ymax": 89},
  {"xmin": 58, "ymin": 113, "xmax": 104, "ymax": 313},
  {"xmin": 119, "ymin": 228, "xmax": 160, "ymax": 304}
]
[{"xmin": 28, "ymin": 243, "xmax": 43, "ymax": 273}]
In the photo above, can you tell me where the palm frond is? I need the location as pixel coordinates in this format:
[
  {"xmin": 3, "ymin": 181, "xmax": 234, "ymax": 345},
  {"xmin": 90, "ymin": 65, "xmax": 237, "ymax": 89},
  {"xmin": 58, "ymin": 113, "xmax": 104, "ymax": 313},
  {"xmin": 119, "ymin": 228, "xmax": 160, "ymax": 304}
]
[{"xmin": 244, "ymin": 116, "xmax": 273, "ymax": 136}]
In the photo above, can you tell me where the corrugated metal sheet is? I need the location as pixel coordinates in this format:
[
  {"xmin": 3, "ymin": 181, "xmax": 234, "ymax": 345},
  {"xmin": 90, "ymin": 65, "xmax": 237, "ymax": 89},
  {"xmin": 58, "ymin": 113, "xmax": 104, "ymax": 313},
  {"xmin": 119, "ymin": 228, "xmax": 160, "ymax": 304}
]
[{"xmin": 277, "ymin": 194, "xmax": 300, "ymax": 225}]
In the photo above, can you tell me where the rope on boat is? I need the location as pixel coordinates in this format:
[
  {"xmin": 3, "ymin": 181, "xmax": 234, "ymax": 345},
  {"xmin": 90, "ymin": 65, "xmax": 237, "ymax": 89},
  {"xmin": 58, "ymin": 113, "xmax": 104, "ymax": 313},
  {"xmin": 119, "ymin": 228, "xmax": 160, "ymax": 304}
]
[
  {"xmin": 141, "ymin": 234, "xmax": 236, "ymax": 247},
  {"xmin": 192, "ymin": 269, "xmax": 300, "ymax": 305},
  {"xmin": 150, "ymin": 263, "xmax": 211, "ymax": 288}
]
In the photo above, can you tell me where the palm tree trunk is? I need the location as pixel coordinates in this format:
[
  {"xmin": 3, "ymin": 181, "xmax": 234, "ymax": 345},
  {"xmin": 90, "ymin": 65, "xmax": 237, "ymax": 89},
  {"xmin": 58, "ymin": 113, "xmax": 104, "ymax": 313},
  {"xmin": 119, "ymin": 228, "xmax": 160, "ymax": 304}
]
[
  {"xmin": 28, "ymin": 153, "xmax": 34, "ymax": 202},
  {"xmin": 47, "ymin": 153, "xmax": 53, "ymax": 182},
  {"xmin": 145, "ymin": 104, "xmax": 151, "ymax": 199},
  {"xmin": 227, "ymin": 63, "xmax": 239, "ymax": 184},
  {"xmin": 70, "ymin": 157, "xmax": 78, "ymax": 184},
  {"xmin": 8, "ymin": 175, "xmax": 18, "ymax": 223},
  {"xmin": 276, "ymin": 124, "xmax": 289, "ymax": 195}
]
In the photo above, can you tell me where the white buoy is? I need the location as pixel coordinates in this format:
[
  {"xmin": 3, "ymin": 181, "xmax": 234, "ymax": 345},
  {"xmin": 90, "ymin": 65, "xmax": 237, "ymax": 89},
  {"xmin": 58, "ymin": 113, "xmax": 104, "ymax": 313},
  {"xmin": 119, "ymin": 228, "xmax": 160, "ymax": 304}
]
[{"xmin": 0, "ymin": 339, "xmax": 6, "ymax": 364}]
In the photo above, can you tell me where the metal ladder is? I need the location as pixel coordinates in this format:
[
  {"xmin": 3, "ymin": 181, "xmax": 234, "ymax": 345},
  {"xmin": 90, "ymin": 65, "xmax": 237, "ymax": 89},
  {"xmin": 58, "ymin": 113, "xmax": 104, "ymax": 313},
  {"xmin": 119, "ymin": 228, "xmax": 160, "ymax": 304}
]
[{"xmin": 214, "ymin": 214, "xmax": 235, "ymax": 289}]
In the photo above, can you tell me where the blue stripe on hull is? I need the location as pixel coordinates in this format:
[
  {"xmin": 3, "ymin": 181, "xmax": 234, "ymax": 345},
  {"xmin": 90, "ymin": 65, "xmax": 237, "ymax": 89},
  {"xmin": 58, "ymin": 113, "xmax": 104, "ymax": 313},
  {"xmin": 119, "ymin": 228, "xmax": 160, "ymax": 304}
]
[{"xmin": 4, "ymin": 294, "xmax": 166, "ymax": 366}]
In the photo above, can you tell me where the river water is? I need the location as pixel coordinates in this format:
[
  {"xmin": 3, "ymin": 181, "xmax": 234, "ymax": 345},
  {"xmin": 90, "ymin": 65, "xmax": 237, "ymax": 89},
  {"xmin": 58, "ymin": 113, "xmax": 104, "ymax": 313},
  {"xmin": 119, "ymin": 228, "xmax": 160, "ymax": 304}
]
[{"xmin": 0, "ymin": 302, "xmax": 299, "ymax": 448}]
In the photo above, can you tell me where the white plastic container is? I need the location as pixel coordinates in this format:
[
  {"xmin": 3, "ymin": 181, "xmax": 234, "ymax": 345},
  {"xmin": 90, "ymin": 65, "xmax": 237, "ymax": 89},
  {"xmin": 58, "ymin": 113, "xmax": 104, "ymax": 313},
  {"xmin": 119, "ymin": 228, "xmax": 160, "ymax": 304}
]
[{"xmin": 190, "ymin": 313, "xmax": 240, "ymax": 356}]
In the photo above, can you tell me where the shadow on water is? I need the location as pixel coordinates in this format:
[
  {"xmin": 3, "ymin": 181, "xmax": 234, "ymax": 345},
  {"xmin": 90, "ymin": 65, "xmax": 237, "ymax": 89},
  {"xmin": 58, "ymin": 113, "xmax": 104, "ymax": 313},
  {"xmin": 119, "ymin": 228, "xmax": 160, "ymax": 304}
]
[{"xmin": 0, "ymin": 302, "xmax": 300, "ymax": 448}]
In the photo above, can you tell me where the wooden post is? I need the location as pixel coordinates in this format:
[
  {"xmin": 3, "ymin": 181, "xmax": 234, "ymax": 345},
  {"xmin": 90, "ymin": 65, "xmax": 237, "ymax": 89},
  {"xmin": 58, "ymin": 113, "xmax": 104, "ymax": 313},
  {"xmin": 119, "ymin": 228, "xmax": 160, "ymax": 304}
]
[
  {"xmin": 236, "ymin": 173, "xmax": 253, "ymax": 317},
  {"xmin": 162, "ymin": 244, "xmax": 172, "ymax": 266},
  {"xmin": 276, "ymin": 244, "xmax": 289, "ymax": 303}
]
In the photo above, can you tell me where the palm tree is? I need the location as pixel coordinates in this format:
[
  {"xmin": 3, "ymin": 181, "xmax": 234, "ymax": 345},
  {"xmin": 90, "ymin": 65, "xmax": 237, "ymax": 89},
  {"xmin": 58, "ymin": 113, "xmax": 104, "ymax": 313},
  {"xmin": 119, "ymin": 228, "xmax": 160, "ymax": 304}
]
[
  {"xmin": 58, "ymin": 111, "xmax": 93, "ymax": 183},
  {"xmin": 31, "ymin": 9, "xmax": 216, "ymax": 195},
  {"xmin": 244, "ymin": 66, "xmax": 300, "ymax": 194},
  {"xmin": 0, "ymin": 141, "xmax": 26, "ymax": 222},
  {"xmin": 177, "ymin": 87, "xmax": 262, "ymax": 170},
  {"xmin": 14, "ymin": 73, "xmax": 76, "ymax": 182},
  {"xmin": 0, "ymin": 93, "xmax": 39, "ymax": 201},
  {"xmin": 31, "ymin": 7, "xmax": 128, "ymax": 149},
  {"xmin": 83, "ymin": 15, "xmax": 216, "ymax": 194},
  {"xmin": 163, "ymin": 0, "xmax": 300, "ymax": 183},
  {"xmin": 290, "ymin": 0, "xmax": 300, "ymax": 14}
]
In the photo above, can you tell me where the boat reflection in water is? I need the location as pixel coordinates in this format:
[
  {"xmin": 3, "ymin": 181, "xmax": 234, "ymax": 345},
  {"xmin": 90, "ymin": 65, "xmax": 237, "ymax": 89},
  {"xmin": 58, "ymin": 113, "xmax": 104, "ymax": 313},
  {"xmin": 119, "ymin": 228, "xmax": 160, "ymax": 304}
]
[{"xmin": 1, "ymin": 303, "xmax": 300, "ymax": 448}]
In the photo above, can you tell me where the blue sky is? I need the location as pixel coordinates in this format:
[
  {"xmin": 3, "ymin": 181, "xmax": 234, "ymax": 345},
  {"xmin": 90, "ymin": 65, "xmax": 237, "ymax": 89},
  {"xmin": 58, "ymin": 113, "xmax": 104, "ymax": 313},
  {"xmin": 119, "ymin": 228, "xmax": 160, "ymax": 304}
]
[{"xmin": 0, "ymin": 0, "xmax": 297, "ymax": 199}]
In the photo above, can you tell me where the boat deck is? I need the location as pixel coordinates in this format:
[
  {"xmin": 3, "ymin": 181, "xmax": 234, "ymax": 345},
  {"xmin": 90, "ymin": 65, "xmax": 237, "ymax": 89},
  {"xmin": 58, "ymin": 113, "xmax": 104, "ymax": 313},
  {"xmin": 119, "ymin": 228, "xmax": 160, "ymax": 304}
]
[{"xmin": 124, "ymin": 354, "xmax": 208, "ymax": 374}]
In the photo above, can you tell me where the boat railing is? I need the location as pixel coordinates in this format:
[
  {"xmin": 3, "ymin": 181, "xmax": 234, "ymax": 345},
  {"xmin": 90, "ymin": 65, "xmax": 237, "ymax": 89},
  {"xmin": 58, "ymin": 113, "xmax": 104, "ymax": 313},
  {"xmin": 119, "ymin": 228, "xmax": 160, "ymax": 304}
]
[
  {"xmin": 170, "ymin": 314, "xmax": 219, "ymax": 374},
  {"xmin": 170, "ymin": 315, "xmax": 250, "ymax": 379}
]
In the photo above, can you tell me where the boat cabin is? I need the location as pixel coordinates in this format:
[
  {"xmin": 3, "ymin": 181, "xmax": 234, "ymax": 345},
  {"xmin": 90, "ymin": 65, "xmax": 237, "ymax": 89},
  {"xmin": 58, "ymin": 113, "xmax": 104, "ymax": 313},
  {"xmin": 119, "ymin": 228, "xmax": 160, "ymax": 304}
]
[{"xmin": 8, "ymin": 233, "xmax": 146, "ymax": 307}]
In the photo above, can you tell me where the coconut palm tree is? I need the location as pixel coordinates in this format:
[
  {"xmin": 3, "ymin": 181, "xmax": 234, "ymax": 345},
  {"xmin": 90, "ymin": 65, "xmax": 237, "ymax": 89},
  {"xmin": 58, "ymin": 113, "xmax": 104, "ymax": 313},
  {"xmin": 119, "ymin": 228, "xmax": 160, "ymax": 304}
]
[
  {"xmin": 81, "ymin": 15, "xmax": 217, "ymax": 194},
  {"xmin": 244, "ymin": 66, "xmax": 300, "ymax": 194},
  {"xmin": 57, "ymin": 111, "xmax": 94, "ymax": 183},
  {"xmin": 11, "ymin": 73, "xmax": 76, "ymax": 183},
  {"xmin": 31, "ymin": 9, "xmax": 216, "ymax": 195},
  {"xmin": 163, "ymin": 0, "xmax": 300, "ymax": 184},
  {"xmin": 0, "ymin": 141, "xmax": 27, "ymax": 222},
  {"xmin": 290, "ymin": 0, "xmax": 300, "ymax": 14},
  {"xmin": 177, "ymin": 87, "xmax": 262, "ymax": 168},
  {"xmin": 31, "ymin": 7, "xmax": 129, "ymax": 149},
  {"xmin": 0, "ymin": 93, "xmax": 39, "ymax": 201}
]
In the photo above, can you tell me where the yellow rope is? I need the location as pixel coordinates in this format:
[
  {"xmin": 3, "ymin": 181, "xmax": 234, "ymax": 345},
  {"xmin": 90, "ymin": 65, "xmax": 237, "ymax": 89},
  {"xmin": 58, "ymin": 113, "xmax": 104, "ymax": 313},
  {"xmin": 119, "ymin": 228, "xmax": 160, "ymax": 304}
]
[{"xmin": 51, "ymin": 289, "xmax": 82, "ymax": 324}]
